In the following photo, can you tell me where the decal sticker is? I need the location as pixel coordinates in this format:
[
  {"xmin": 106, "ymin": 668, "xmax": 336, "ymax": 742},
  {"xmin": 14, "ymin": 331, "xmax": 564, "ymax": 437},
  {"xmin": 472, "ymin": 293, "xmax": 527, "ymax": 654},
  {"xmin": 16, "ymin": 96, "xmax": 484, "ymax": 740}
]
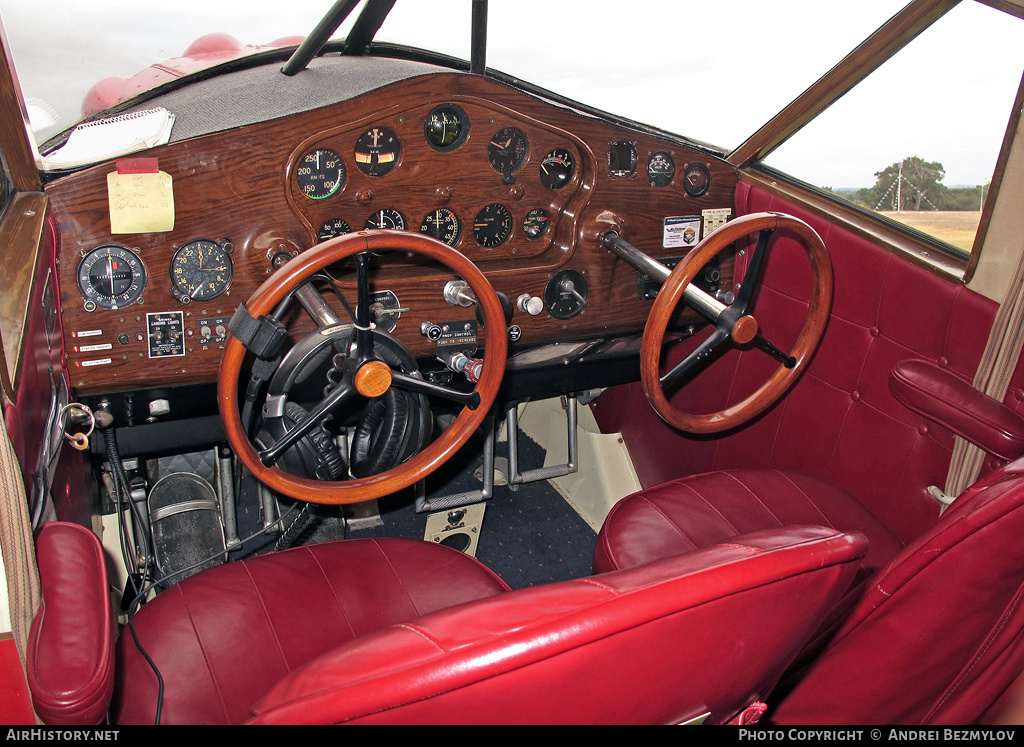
[{"xmin": 663, "ymin": 216, "xmax": 702, "ymax": 249}]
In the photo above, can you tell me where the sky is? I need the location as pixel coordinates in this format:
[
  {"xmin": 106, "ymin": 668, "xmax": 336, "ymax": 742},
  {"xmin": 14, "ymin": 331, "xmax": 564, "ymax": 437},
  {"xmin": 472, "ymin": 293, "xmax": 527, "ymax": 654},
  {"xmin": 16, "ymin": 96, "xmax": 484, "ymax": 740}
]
[{"xmin": 1, "ymin": 0, "xmax": 1021, "ymax": 188}]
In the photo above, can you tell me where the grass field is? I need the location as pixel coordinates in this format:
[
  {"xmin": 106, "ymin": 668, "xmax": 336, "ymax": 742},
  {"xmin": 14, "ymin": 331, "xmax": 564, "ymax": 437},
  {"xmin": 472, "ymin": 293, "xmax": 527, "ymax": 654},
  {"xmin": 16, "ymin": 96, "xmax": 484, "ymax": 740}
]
[{"xmin": 878, "ymin": 211, "xmax": 980, "ymax": 252}]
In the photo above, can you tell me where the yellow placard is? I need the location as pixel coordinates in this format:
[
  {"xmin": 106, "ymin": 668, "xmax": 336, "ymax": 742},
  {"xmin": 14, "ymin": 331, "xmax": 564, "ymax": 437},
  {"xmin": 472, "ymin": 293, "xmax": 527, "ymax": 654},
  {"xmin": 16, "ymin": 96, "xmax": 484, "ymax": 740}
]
[{"xmin": 107, "ymin": 170, "xmax": 175, "ymax": 234}]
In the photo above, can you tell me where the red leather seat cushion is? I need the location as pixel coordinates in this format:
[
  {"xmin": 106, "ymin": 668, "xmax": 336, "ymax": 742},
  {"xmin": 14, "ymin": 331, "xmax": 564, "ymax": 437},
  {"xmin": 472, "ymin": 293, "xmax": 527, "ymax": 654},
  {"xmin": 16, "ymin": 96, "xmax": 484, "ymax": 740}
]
[
  {"xmin": 248, "ymin": 526, "xmax": 866, "ymax": 724},
  {"xmin": 594, "ymin": 468, "xmax": 904, "ymax": 579},
  {"xmin": 112, "ymin": 537, "xmax": 510, "ymax": 725}
]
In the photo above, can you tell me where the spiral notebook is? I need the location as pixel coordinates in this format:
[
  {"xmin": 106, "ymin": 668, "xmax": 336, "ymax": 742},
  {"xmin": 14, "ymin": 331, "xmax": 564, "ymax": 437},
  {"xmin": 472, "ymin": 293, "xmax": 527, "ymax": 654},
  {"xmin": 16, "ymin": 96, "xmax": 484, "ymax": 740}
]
[{"xmin": 40, "ymin": 107, "xmax": 175, "ymax": 170}]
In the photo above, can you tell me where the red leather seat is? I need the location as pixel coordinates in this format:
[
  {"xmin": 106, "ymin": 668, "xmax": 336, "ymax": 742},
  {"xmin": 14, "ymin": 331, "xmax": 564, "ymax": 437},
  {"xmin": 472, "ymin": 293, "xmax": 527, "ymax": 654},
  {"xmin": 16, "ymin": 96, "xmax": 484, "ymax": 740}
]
[
  {"xmin": 111, "ymin": 528, "xmax": 866, "ymax": 724},
  {"xmin": 594, "ymin": 360, "xmax": 1024, "ymax": 723}
]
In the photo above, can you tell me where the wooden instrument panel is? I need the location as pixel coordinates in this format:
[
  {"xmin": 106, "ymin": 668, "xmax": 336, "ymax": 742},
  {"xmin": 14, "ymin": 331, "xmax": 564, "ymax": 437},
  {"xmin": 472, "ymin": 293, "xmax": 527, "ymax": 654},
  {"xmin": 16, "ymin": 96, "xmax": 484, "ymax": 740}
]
[{"xmin": 45, "ymin": 73, "xmax": 738, "ymax": 395}]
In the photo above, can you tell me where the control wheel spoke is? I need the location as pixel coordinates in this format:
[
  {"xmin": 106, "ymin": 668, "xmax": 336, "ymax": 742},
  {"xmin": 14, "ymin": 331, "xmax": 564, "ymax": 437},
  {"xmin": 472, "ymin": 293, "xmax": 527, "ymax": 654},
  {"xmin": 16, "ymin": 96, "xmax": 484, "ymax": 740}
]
[
  {"xmin": 391, "ymin": 371, "xmax": 481, "ymax": 410},
  {"xmin": 660, "ymin": 328, "xmax": 731, "ymax": 391},
  {"xmin": 751, "ymin": 332, "xmax": 797, "ymax": 369},
  {"xmin": 258, "ymin": 384, "xmax": 357, "ymax": 467}
]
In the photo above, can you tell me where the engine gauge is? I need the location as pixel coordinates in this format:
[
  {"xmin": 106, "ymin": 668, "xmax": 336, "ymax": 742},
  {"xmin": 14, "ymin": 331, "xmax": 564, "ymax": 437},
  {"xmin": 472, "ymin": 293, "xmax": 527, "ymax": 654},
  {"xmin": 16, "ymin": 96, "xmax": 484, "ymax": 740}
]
[
  {"xmin": 319, "ymin": 218, "xmax": 352, "ymax": 240},
  {"xmin": 540, "ymin": 149, "xmax": 575, "ymax": 189},
  {"xmin": 296, "ymin": 148, "xmax": 345, "ymax": 199},
  {"xmin": 473, "ymin": 204, "xmax": 514, "ymax": 247},
  {"xmin": 544, "ymin": 269, "xmax": 588, "ymax": 320},
  {"xmin": 365, "ymin": 208, "xmax": 407, "ymax": 231},
  {"xmin": 647, "ymin": 151, "xmax": 676, "ymax": 187},
  {"xmin": 523, "ymin": 208, "xmax": 550, "ymax": 239},
  {"xmin": 424, "ymin": 104, "xmax": 468, "ymax": 152},
  {"xmin": 77, "ymin": 245, "xmax": 147, "ymax": 310},
  {"xmin": 683, "ymin": 163, "xmax": 711, "ymax": 197},
  {"xmin": 488, "ymin": 127, "xmax": 528, "ymax": 174},
  {"xmin": 170, "ymin": 239, "xmax": 233, "ymax": 302},
  {"xmin": 354, "ymin": 127, "xmax": 401, "ymax": 177},
  {"xmin": 420, "ymin": 208, "xmax": 462, "ymax": 246}
]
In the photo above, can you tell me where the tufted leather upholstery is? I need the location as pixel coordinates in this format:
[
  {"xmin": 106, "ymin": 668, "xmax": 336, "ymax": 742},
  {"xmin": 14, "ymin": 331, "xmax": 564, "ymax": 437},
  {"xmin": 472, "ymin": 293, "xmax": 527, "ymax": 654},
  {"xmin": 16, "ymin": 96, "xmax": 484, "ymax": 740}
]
[
  {"xmin": 591, "ymin": 181, "xmax": 1003, "ymax": 545},
  {"xmin": 113, "ymin": 530, "xmax": 866, "ymax": 724}
]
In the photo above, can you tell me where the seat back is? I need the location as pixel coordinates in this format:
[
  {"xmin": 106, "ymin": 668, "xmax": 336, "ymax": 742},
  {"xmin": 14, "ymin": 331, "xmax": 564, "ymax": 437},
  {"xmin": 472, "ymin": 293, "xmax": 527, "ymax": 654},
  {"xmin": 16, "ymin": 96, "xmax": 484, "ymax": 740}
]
[
  {"xmin": 247, "ymin": 526, "xmax": 866, "ymax": 725},
  {"xmin": 771, "ymin": 458, "xmax": 1024, "ymax": 724},
  {"xmin": 27, "ymin": 522, "xmax": 115, "ymax": 725}
]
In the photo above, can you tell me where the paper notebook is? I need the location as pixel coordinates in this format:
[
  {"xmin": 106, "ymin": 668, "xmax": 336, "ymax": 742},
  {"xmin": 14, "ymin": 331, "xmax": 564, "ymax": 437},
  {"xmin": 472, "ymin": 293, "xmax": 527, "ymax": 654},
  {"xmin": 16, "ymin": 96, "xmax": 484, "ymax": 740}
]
[{"xmin": 40, "ymin": 107, "xmax": 175, "ymax": 170}]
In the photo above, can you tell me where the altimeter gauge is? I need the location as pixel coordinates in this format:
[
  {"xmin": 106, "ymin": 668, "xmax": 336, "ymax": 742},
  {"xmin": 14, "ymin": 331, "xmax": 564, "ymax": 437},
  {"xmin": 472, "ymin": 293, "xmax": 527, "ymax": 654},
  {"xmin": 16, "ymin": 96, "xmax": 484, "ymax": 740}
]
[{"xmin": 488, "ymin": 126, "xmax": 528, "ymax": 174}]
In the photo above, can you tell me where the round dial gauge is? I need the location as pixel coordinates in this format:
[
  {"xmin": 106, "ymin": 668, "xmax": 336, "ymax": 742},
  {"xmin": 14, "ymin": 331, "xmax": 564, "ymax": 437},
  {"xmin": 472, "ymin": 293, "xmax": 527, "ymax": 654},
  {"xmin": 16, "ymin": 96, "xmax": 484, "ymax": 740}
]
[
  {"xmin": 319, "ymin": 218, "xmax": 351, "ymax": 241},
  {"xmin": 355, "ymin": 127, "xmax": 401, "ymax": 177},
  {"xmin": 170, "ymin": 239, "xmax": 233, "ymax": 302},
  {"xmin": 523, "ymin": 208, "xmax": 550, "ymax": 239},
  {"xmin": 540, "ymin": 149, "xmax": 575, "ymax": 189},
  {"xmin": 77, "ymin": 245, "xmax": 147, "ymax": 310},
  {"xmin": 296, "ymin": 148, "xmax": 345, "ymax": 199},
  {"xmin": 544, "ymin": 269, "xmax": 588, "ymax": 320},
  {"xmin": 365, "ymin": 208, "xmax": 407, "ymax": 230},
  {"xmin": 487, "ymin": 127, "xmax": 528, "ymax": 174},
  {"xmin": 473, "ymin": 204, "xmax": 514, "ymax": 247},
  {"xmin": 420, "ymin": 208, "xmax": 462, "ymax": 246},
  {"xmin": 424, "ymin": 104, "xmax": 468, "ymax": 151},
  {"xmin": 647, "ymin": 151, "xmax": 676, "ymax": 187},
  {"xmin": 683, "ymin": 163, "xmax": 711, "ymax": 197}
]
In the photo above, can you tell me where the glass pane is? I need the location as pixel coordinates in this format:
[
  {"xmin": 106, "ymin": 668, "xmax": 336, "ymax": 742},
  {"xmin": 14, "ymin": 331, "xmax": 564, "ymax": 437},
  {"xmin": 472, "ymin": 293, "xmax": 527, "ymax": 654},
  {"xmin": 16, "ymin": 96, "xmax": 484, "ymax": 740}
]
[
  {"xmin": 765, "ymin": 1, "xmax": 1024, "ymax": 255},
  {"xmin": 378, "ymin": 0, "xmax": 906, "ymax": 152}
]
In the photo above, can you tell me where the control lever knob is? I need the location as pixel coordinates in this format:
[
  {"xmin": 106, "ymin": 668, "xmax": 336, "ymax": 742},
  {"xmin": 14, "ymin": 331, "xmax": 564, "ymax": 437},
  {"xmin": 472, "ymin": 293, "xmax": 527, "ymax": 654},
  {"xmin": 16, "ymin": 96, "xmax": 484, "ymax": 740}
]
[{"xmin": 517, "ymin": 293, "xmax": 544, "ymax": 316}]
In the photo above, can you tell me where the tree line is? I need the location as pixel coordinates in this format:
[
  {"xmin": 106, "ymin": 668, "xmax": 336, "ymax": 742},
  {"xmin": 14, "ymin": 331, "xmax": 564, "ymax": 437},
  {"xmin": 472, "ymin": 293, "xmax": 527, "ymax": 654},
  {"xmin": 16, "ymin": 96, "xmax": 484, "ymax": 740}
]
[{"xmin": 830, "ymin": 156, "xmax": 986, "ymax": 212}]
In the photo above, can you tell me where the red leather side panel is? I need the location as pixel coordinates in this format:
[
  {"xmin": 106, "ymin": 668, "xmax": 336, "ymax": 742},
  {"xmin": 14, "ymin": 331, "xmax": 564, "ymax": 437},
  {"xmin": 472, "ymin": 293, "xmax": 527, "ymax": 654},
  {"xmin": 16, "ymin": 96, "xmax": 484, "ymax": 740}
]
[
  {"xmin": 592, "ymin": 181, "xmax": 1001, "ymax": 543},
  {"xmin": 27, "ymin": 522, "xmax": 114, "ymax": 725}
]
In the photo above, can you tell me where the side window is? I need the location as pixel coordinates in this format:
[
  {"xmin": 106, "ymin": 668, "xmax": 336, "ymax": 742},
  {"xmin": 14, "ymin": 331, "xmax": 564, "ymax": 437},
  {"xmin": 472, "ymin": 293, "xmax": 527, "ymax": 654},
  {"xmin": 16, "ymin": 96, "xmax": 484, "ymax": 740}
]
[
  {"xmin": 764, "ymin": 1, "xmax": 1023, "ymax": 258},
  {"xmin": 0, "ymin": 144, "xmax": 12, "ymax": 214}
]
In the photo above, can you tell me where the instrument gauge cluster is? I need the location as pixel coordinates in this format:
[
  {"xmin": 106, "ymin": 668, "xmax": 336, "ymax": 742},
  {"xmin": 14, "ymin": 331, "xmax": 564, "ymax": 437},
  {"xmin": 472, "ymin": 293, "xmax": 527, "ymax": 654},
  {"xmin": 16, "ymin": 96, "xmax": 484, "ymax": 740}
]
[{"xmin": 288, "ymin": 104, "xmax": 588, "ymax": 262}]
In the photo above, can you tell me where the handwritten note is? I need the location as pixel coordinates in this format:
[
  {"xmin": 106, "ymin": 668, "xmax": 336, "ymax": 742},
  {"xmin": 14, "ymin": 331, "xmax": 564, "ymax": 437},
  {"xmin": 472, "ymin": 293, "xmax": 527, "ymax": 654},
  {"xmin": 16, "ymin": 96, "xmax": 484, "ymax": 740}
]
[{"xmin": 107, "ymin": 170, "xmax": 175, "ymax": 234}]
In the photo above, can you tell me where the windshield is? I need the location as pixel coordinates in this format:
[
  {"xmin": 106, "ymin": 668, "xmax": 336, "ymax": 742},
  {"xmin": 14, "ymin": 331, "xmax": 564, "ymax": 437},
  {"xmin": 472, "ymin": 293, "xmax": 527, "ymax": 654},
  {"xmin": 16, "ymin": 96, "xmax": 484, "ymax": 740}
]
[
  {"xmin": 1, "ymin": 0, "xmax": 906, "ymax": 149},
  {"xmin": 1, "ymin": 0, "xmax": 1019, "ymax": 250}
]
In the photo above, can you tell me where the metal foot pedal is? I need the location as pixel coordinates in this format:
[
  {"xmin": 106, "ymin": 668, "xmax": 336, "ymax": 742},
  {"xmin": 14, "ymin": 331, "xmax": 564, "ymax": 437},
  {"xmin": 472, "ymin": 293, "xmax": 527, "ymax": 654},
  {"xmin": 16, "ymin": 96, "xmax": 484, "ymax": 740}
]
[
  {"xmin": 506, "ymin": 396, "xmax": 578, "ymax": 485},
  {"xmin": 149, "ymin": 472, "xmax": 226, "ymax": 584}
]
